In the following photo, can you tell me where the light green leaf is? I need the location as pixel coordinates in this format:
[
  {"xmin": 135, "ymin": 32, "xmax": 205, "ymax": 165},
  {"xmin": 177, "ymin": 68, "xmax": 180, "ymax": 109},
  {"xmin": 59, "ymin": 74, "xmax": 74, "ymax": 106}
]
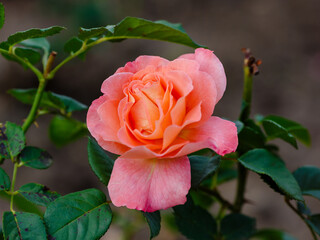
[
  {"xmin": 64, "ymin": 37, "xmax": 84, "ymax": 54},
  {"xmin": 293, "ymin": 166, "xmax": 320, "ymax": 201},
  {"xmin": 8, "ymin": 88, "xmax": 87, "ymax": 114},
  {"xmin": 239, "ymin": 149, "xmax": 303, "ymax": 201},
  {"xmin": 14, "ymin": 47, "xmax": 41, "ymax": 65},
  {"xmin": 7, "ymin": 26, "xmax": 65, "ymax": 46},
  {"xmin": 0, "ymin": 122, "xmax": 25, "ymax": 159},
  {"xmin": 18, "ymin": 183, "xmax": 60, "ymax": 207},
  {"xmin": 251, "ymin": 229, "xmax": 297, "ymax": 240},
  {"xmin": 262, "ymin": 115, "xmax": 310, "ymax": 148},
  {"xmin": 88, "ymin": 137, "xmax": 114, "ymax": 186},
  {"xmin": 173, "ymin": 195, "xmax": 217, "ymax": 240},
  {"xmin": 221, "ymin": 213, "xmax": 256, "ymax": 240},
  {"xmin": 142, "ymin": 211, "xmax": 161, "ymax": 239},
  {"xmin": 0, "ymin": 167, "xmax": 10, "ymax": 191},
  {"xmin": 19, "ymin": 146, "xmax": 52, "ymax": 169},
  {"xmin": 20, "ymin": 38, "xmax": 51, "ymax": 67},
  {"xmin": 44, "ymin": 189, "xmax": 112, "ymax": 240},
  {"xmin": 0, "ymin": 3, "xmax": 5, "ymax": 30},
  {"xmin": 49, "ymin": 116, "xmax": 88, "ymax": 147},
  {"xmin": 2, "ymin": 211, "xmax": 47, "ymax": 240},
  {"xmin": 189, "ymin": 155, "xmax": 221, "ymax": 187}
]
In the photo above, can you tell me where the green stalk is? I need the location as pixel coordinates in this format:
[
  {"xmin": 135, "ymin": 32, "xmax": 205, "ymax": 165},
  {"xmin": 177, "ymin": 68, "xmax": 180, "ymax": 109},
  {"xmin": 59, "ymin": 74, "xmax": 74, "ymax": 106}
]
[
  {"xmin": 9, "ymin": 163, "xmax": 18, "ymax": 213},
  {"xmin": 234, "ymin": 62, "xmax": 253, "ymax": 212}
]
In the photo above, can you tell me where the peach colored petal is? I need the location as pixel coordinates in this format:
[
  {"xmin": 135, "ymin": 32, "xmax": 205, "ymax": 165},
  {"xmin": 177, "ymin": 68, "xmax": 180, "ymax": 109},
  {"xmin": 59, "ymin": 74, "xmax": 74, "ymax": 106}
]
[
  {"xmin": 177, "ymin": 116, "xmax": 238, "ymax": 156},
  {"xmin": 116, "ymin": 56, "xmax": 169, "ymax": 74},
  {"xmin": 179, "ymin": 48, "xmax": 226, "ymax": 103},
  {"xmin": 108, "ymin": 156, "xmax": 190, "ymax": 212},
  {"xmin": 101, "ymin": 73, "xmax": 133, "ymax": 99},
  {"xmin": 160, "ymin": 70, "xmax": 193, "ymax": 98}
]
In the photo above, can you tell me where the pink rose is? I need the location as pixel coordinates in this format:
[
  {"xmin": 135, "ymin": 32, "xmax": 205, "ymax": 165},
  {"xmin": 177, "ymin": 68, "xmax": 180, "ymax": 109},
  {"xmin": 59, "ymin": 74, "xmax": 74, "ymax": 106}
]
[{"xmin": 87, "ymin": 48, "xmax": 238, "ymax": 212}]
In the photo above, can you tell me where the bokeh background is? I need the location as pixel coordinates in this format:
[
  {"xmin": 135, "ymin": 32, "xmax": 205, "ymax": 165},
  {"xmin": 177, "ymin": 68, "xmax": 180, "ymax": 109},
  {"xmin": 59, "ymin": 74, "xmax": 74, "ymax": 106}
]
[{"xmin": 0, "ymin": 0, "xmax": 320, "ymax": 239}]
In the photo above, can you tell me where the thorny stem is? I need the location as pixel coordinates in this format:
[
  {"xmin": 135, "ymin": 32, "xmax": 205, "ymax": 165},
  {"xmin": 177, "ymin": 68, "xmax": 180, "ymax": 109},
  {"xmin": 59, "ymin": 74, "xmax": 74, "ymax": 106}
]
[{"xmin": 285, "ymin": 198, "xmax": 318, "ymax": 240}]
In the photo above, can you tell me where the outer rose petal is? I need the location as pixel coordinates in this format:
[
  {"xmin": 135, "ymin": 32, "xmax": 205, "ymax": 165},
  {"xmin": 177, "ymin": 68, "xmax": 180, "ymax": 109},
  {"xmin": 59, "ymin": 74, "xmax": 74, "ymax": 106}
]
[
  {"xmin": 101, "ymin": 73, "xmax": 133, "ymax": 99},
  {"xmin": 116, "ymin": 56, "xmax": 169, "ymax": 74},
  {"xmin": 179, "ymin": 48, "xmax": 226, "ymax": 103},
  {"xmin": 108, "ymin": 156, "xmax": 190, "ymax": 212},
  {"xmin": 178, "ymin": 116, "xmax": 238, "ymax": 156}
]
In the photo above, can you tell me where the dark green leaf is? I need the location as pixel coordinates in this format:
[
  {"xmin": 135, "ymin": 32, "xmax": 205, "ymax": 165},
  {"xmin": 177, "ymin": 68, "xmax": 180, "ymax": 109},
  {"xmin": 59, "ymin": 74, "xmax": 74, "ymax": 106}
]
[
  {"xmin": 2, "ymin": 211, "xmax": 47, "ymax": 240},
  {"xmin": 239, "ymin": 149, "xmax": 303, "ymax": 201},
  {"xmin": 7, "ymin": 26, "xmax": 65, "ymax": 46},
  {"xmin": 19, "ymin": 146, "xmax": 52, "ymax": 169},
  {"xmin": 293, "ymin": 166, "xmax": 320, "ymax": 201},
  {"xmin": 262, "ymin": 115, "xmax": 310, "ymax": 148},
  {"xmin": 49, "ymin": 116, "xmax": 88, "ymax": 147},
  {"xmin": 189, "ymin": 190, "xmax": 214, "ymax": 209},
  {"xmin": 18, "ymin": 183, "xmax": 60, "ymax": 207},
  {"xmin": 297, "ymin": 202, "xmax": 311, "ymax": 217},
  {"xmin": 0, "ymin": 167, "xmax": 10, "ymax": 191},
  {"xmin": 0, "ymin": 122, "xmax": 25, "ymax": 159},
  {"xmin": 8, "ymin": 88, "xmax": 87, "ymax": 114},
  {"xmin": 173, "ymin": 195, "xmax": 217, "ymax": 240},
  {"xmin": 220, "ymin": 213, "xmax": 256, "ymax": 240},
  {"xmin": 217, "ymin": 168, "xmax": 238, "ymax": 185},
  {"xmin": 14, "ymin": 47, "xmax": 41, "ymax": 65},
  {"xmin": 20, "ymin": 38, "xmax": 50, "ymax": 67},
  {"xmin": 0, "ymin": 191, "xmax": 43, "ymax": 216},
  {"xmin": 44, "ymin": 188, "xmax": 112, "ymax": 240},
  {"xmin": 238, "ymin": 120, "xmax": 266, "ymax": 153},
  {"xmin": 234, "ymin": 120, "xmax": 244, "ymax": 133},
  {"xmin": 88, "ymin": 137, "xmax": 114, "ymax": 186},
  {"xmin": 251, "ymin": 229, "xmax": 297, "ymax": 240},
  {"xmin": 142, "ymin": 211, "xmax": 161, "ymax": 239},
  {"xmin": 0, "ymin": 3, "xmax": 5, "ymax": 30},
  {"xmin": 307, "ymin": 214, "xmax": 320, "ymax": 236},
  {"xmin": 64, "ymin": 37, "xmax": 84, "ymax": 54},
  {"xmin": 189, "ymin": 155, "xmax": 221, "ymax": 187}
]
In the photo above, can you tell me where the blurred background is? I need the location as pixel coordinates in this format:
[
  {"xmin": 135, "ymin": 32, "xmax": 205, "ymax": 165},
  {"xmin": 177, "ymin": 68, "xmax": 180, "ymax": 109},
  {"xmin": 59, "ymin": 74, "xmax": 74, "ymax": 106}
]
[{"xmin": 0, "ymin": 0, "xmax": 320, "ymax": 239}]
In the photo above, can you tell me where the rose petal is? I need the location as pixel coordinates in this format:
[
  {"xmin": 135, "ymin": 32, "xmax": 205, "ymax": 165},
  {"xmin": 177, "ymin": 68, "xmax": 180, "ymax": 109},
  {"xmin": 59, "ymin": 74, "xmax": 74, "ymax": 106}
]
[
  {"xmin": 101, "ymin": 73, "xmax": 133, "ymax": 99},
  {"xmin": 116, "ymin": 56, "xmax": 169, "ymax": 74},
  {"xmin": 179, "ymin": 48, "xmax": 226, "ymax": 103},
  {"xmin": 108, "ymin": 155, "xmax": 190, "ymax": 212},
  {"xmin": 177, "ymin": 116, "xmax": 238, "ymax": 156}
]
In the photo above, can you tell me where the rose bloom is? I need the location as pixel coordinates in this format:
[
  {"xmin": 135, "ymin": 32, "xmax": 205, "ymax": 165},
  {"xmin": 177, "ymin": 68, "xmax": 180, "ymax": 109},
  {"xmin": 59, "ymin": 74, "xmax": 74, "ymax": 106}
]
[{"xmin": 87, "ymin": 48, "xmax": 238, "ymax": 212}]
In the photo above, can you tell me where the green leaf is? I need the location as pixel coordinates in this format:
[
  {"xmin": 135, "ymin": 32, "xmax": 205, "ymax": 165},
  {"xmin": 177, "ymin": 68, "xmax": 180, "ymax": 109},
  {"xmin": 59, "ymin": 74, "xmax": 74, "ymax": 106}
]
[
  {"xmin": 19, "ymin": 146, "xmax": 52, "ymax": 169},
  {"xmin": 239, "ymin": 149, "xmax": 303, "ymax": 201},
  {"xmin": 44, "ymin": 188, "xmax": 112, "ymax": 240},
  {"xmin": 307, "ymin": 214, "xmax": 320, "ymax": 236},
  {"xmin": 78, "ymin": 26, "xmax": 114, "ymax": 40},
  {"xmin": 173, "ymin": 195, "xmax": 217, "ymax": 240},
  {"xmin": 0, "ymin": 122, "xmax": 25, "ymax": 159},
  {"xmin": 220, "ymin": 213, "xmax": 256, "ymax": 240},
  {"xmin": 8, "ymin": 88, "xmax": 87, "ymax": 114},
  {"xmin": 0, "ymin": 167, "xmax": 10, "ymax": 191},
  {"xmin": 7, "ymin": 26, "xmax": 65, "ymax": 46},
  {"xmin": 79, "ymin": 17, "xmax": 203, "ymax": 48},
  {"xmin": 18, "ymin": 183, "xmax": 60, "ymax": 207},
  {"xmin": 0, "ymin": 223, "xmax": 3, "ymax": 240},
  {"xmin": 88, "ymin": 137, "xmax": 114, "ymax": 186},
  {"xmin": 293, "ymin": 166, "xmax": 320, "ymax": 201},
  {"xmin": 0, "ymin": 3, "xmax": 5, "ymax": 30},
  {"xmin": 251, "ymin": 229, "xmax": 297, "ymax": 240},
  {"xmin": 238, "ymin": 120, "xmax": 266, "ymax": 153},
  {"xmin": 234, "ymin": 120, "xmax": 245, "ymax": 133},
  {"xmin": 262, "ymin": 115, "xmax": 311, "ymax": 148},
  {"xmin": 2, "ymin": 211, "xmax": 47, "ymax": 240},
  {"xmin": 14, "ymin": 47, "xmax": 41, "ymax": 65},
  {"xmin": 189, "ymin": 155, "xmax": 221, "ymax": 187},
  {"xmin": 64, "ymin": 37, "xmax": 84, "ymax": 54},
  {"xmin": 142, "ymin": 211, "xmax": 161, "ymax": 239},
  {"xmin": 217, "ymin": 168, "xmax": 238, "ymax": 185},
  {"xmin": 49, "ymin": 116, "xmax": 88, "ymax": 147},
  {"xmin": 19, "ymin": 38, "xmax": 51, "ymax": 67}
]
